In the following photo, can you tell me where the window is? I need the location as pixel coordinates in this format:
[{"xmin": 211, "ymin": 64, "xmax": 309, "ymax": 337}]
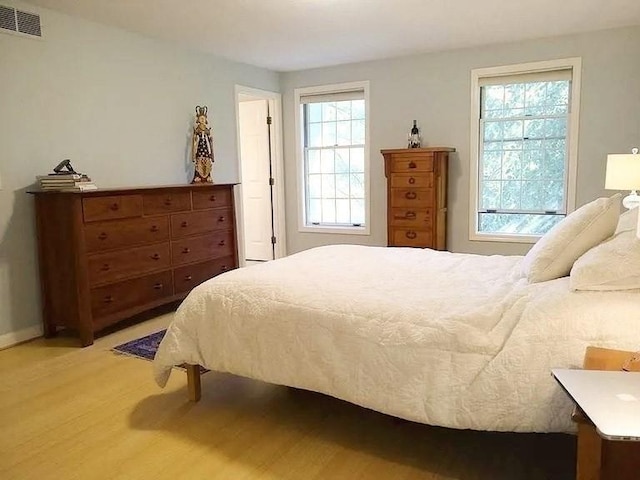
[
  {"xmin": 470, "ymin": 59, "xmax": 581, "ymax": 242},
  {"xmin": 295, "ymin": 81, "xmax": 370, "ymax": 234}
]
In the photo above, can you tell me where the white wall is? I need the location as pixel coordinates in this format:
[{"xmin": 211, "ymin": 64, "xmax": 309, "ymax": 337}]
[
  {"xmin": 280, "ymin": 27, "xmax": 640, "ymax": 256},
  {"xmin": 0, "ymin": 1, "xmax": 279, "ymax": 338}
]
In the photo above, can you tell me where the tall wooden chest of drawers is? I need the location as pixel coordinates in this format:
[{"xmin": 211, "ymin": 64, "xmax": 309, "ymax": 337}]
[
  {"xmin": 30, "ymin": 184, "xmax": 238, "ymax": 346},
  {"xmin": 382, "ymin": 148, "xmax": 454, "ymax": 250}
]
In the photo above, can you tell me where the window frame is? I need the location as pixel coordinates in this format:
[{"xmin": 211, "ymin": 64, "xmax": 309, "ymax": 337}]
[
  {"xmin": 469, "ymin": 58, "xmax": 582, "ymax": 243},
  {"xmin": 294, "ymin": 81, "xmax": 371, "ymax": 235}
]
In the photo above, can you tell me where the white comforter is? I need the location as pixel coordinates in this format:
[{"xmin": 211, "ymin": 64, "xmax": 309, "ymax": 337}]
[{"xmin": 154, "ymin": 245, "xmax": 640, "ymax": 433}]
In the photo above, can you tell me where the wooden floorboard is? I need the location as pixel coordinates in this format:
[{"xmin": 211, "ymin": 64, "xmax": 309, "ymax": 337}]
[{"xmin": 0, "ymin": 314, "xmax": 576, "ymax": 479}]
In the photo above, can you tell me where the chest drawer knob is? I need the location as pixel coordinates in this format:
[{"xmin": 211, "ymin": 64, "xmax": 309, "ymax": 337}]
[
  {"xmin": 218, "ymin": 240, "xmax": 226, "ymax": 247},
  {"xmin": 181, "ymin": 221, "xmax": 189, "ymax": 228},
  {"xmin": 104, "ymin": 295, "xmax": 114, "ymax": 303},
  {"xmin": 405, "ymin": 211, "xmax": 417, "ymax": 219},
  {"xmin": 209, "ymin": 195, "xmax": 217, "ymax": 202},
  {"xmin": 150, "ymin": 253, "xmax": 161, "ymax": 260},
  {"xmin": 184, "ymin": 275, "xmax": 193, "ymax": 281},
  {"xmin": 163, "ymin": 198, "xmax": 173, "ymax": 206},
  {"xmin": 182, "ymin": 247, "xmax": 191, "ymax": 254},
  {"xmin": 408, "ymin": 161, "xmax": 417, "ymax": 169},
  {"xmin": 110, "ymin": 203, "xmax": 119, "ymax": 211},
  {"xmin": 406, "ymin": 231, "xmax": 417, "ymax": 239},
  {"xmin": 150, "ymin": 225, "xmax": 159, "ymax": 232},
  {"xmin": 153, "ymin": 283, "xmax": 164, "ymax": 290},
  {"xmin": 405, "ymin": 191, "xmax": 417, "ymax": 200},
  {"xmin": 101, "ymin": 263, "xmax": 110, "ymax": 271},
  {"xmin": 217, "ymin": 216, "xmax": 225, "ymax": 222},
  {"xmin": 408, "ymin": 177, "xmax": 416, "ymax": 184},
  {"xmin": 221, "ymin": 265, "xmax": 228, "ymax": 272},
  {"xmin": 98, "ymin": 232, "xmax": 108, "ymax": 240}
]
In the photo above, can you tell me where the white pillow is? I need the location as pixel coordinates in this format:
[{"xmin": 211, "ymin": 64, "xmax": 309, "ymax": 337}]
[
  {"xmin": 615, "ymin": 206, "xmax": 638, "ymax": 234},
  {"xmin": 571, "ymin": 229, "xmax": 640, "ymax": 291},
  {"xmin": 522, "ymin": 194, "xmax": 621, "ymax": 283}
]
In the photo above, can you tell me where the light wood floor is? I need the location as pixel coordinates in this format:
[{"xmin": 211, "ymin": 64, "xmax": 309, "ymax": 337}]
[{"xmin": 0, "ymin": 315, "xmax": 576, "ymax": 480}]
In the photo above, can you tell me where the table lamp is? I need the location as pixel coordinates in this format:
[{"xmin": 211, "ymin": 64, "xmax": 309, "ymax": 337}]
[{"xmin": 606, "ymin": 147, "xmax": 640, "ymax": 236}]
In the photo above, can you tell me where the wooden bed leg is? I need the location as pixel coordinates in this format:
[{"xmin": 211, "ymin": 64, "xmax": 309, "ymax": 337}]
[{"xmin": 186, "ymin": 364, "xmax": 201, "ymax": 402}]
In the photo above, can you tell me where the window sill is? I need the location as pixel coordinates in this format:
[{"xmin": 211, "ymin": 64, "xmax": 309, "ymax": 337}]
[
  {"xmin": 299, "ymin": 225, "xmax": 370, "ymax": 236},
  {"xmin": 469, "ymin": 232, "xmax": 542, "ymax": 244}
]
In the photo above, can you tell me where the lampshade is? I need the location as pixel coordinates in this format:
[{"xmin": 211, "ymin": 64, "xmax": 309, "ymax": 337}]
[{"xmin": 605, "ymin": 150, "xmax": 640, "ymax": 190}]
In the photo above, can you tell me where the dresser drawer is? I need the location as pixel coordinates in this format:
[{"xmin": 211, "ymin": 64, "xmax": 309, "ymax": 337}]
[
  {"xmin": 390, "ymin": 188, "xmax": 434, "ymax": 208},
  {"xmin": 83, "ymin": 195, "xmax": 143, "ymax": 223},
  {"xmin": 192, "ymin": 188, "xmax": 232, "ymax": 210},
  {"xmin": 171, "ymin": 208, "xmax": 233, "ymax": 239},
  {"xmin": 172, "ymin": 231, "xmax": 234, "ymax": 266},
  {"xmin": 84, "ymin": 217, "xmax": 169, "ymax": 253},
  {"xmin": 90, "ymin": 270, "xmax": 173, "ymax": 319},
  {"xmin": 390, "ymin": 154, "xmax": 433, "ymax": 173},
  {"xmin": 143, "ymin": 191, "xmax": 191, "ymax": 215},
  {"xmin": 88, "ymin": 243, "xmax": 171, "ymax": 286},
  {"xmin": 389, "ymin": 228, "xmax": 433, "ymax": 248},
  {"xmin": 390, "ymin": 208, "xmax": 433, "ymax": 229},
  {"xmin": 174, "ymin": 256, "xmax": 235, "ymax": 294},
  {"xmin": 390, "ymin": 173, "xmax": 433, "ymax": 189}
]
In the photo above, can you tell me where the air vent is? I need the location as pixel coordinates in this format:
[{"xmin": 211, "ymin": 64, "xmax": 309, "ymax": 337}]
[{"xmin": 0, "ymin": 4, "xmax": 42, "ymax": 38}]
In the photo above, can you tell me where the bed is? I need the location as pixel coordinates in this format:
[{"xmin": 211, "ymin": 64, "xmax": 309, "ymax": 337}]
[{"xmin": 154, "ymin": 199, "xmax": 640, "ymax": 434}]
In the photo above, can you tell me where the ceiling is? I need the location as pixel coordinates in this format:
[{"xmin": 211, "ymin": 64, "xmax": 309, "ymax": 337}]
[{"xmin": 27, "ymin": 0, "xmax": 640, "ymax": 72}]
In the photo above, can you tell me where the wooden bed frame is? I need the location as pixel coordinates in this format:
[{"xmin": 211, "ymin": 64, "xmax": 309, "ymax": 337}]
[{"xmin": 186, "ymin": 364, "xmax": 201, "ymax": 402}]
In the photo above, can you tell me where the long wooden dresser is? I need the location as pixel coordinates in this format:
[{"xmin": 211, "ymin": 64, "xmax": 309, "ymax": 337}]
[
  {"xmin": 30, "ymin": 184, "xmax": 238, "ymax": 346},
  {"xmin": 382, "ymin": 147, "xmax": 455, "ymax": 250}
]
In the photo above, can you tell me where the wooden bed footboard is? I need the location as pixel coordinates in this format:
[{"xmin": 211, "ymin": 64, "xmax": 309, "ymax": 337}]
[{"xmin": 185, "ymin": 364, "xmax": 201, "ymax": 402}]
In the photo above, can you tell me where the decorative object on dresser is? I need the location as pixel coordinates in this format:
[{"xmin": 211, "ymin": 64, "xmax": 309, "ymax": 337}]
[
  {"xmin": 29, "ymin": 184, "xmax": 238, "ymax": 346},
  {"xmin": 382, "ymin": 147, "xmax": 454, "ymax": 249},
  {"xmin": 191, "ymin": 106, "xmax": 214, "ymax": 183},
  {"xmin": 407, "ymin": 120, "xmax": 421, "ymax": 148}
]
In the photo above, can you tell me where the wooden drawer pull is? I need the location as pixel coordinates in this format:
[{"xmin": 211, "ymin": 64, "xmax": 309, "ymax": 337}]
[
  {"xmin": 181, "ymin": 221, "xmax": 189, "ymax": 228},
  {"xmin": 218, "ymin": 240, "xmax": 226, "ymax": 246},
  {"xmin": 209, "ymin": 195, "xmax": 217, "ymax": 202},
  {"xmin": 406, "ymin": 231, "xmax": 417, "ymax": 240},
  {"xmin": 104, "ymin": 295, "xmax": 114, "ymax": 303},
  {"xmin": 182, "ymin": 247, "xmax": 191, "ymax": 254},
  {"xmin": 163, "ymin": 198, "xmax": 172, "ymax": 206},
  {"xmin": 184, "ymin": 275, "xmax": 193, "ymax": 281},
  {"xmin": 150, "ymin": 253, "xmax": 161, "ymax": 260},
  {"xmin": 408, "ymin": 161, "xmax": 417, "ymax": 169},
  {"xmin": 405, "ymin": 191, "xmax": 417, "ymax": 200},
  {"xmin": 153, "ymin": 283, "xmax": 163, "ymax": 290},
  {"xmin": 405, "ymin": 211, "xmax": 417, "ymax": 219},
  {"xmin": 150, "ymin": 225, "xmax": 159, "ymax": 232},
  {"xmin": 110, "ymin": 203, "xmax": 119, "ymax": 211},
  {"xmin": 408, "ymin": 177, "xmax": 416, "ymax": 184},
  {"xmin": 217, "ymin": 216, "xmax": 225, "ymax": 222},
  {"xmin": 221, "ymin": 265, "xmax": 228, "ymax": 271},
  {"xmin": 101, "ymin": 263, "xmax": 110, "ymax": 271},
  {"xmin": 98, "ymin": 232, "xmax": 108, "ymax": 240}
]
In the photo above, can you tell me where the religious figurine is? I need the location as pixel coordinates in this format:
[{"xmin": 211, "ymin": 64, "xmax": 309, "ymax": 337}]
[{"xmin": 191, "ymin": 106, "xmax": 214, "ymax": 183}]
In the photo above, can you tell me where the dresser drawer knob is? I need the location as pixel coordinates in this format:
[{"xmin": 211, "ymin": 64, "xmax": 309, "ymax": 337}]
[
  {"xmin": 184, "ymin": 275, "xmax": 193, "ymax": 281},
  {"xmin": 150, "ymin": 253, "xmax": 161, "ymax": 260},
  {"xmin": 98, "ymin": 232, "xmax": 108, "ymax": 240},
  {"xmin": 209, "ymin": 195, "xmax": 217, "ymax": 202},
  {"xmin": 181, "ymin": 221, "xmax": 189, "ymax": 228},
  {"xmin": 405, "ymin": 211, "xmax": 417, "ymax": 220},
  {"xmin": 182, "ymin": 247, "xmax": 191, "ymax": 254},
  {"xmin": 408, "ymin": 161, "xmax": 417, "ymax": 169},
  {"xmin": 217, "ymin": 216, "xmax": 225, "ymax": 222},
  {"xmin": 150, "ymin": 225, "xmax": 159, "ymax": 232},
  {"xmin": 164, "ymin": 198, "xmax": 172, "ymax": 206},
  {"xmin": 408, "ymin": 177, "xmax": 416, "ymax": 184},
  {"xmin": 218, "ymin": 240, "xmax": 226, "ymax": 246},
  {"xmin": 110, "ymin": 203, "xmax": 119, "ymax": 211},
  {"xmin": 221, "ymin": 265, "xmax": 228, "ymax": 271},
  {"xmin": 104, "ymin": 295, "xmax": 114, "ymax": 303},
  {"xmin": 101, "ymin": 263, "xmax": 110, "ymax": 271},
  {"xmin": 406, "ymin": 231, "xmax": 417, "ymax": 240},
  {"xmin": 405, "ymin": 191, "xmax": 417, "ymax": 200},
  {"xmin": 153, "ymin": 283, "xmax": 163, "ymax": 290}
]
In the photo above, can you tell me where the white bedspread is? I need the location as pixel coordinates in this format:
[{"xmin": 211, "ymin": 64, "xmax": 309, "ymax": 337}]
[{"xmin": 153, "ymin": 245, "xmax": 640, "ymax": 433}]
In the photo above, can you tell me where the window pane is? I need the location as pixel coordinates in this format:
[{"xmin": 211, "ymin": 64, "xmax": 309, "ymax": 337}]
[
  {"xmin": 481, "ymin": 181, "xmax": 500, "ymax": 209},
  {"xmin": 522, "ymin": 150, "xmax": 543, "ymax": 180},
  {"xmin": 308, "ymin": 199, "xmax": 321, "ymax": 223},
  {"xmin": 352, "ymin": 120, "xmax": 365, "ymax": 144},
  {"xmin": 322, "ymin": 102, "xmax": 337, "ymax": 122},
  {"xmin": 322, "ymin": 121, "xmax": 336, "ymax": 146},
  {"xmin": 336, "ymin": 121, "xmax": 351, "ymax": 145},
  {"xmin": 308, "ymin": 174, "xmax": 321, "ymax": 198},
  {"xmin": 321, "ymin": 174, "xmax": 335, "ymax": 199},
  {"xmin": 546, "ymin": 81, "xmax": 569, "ymax": 106},
  {"xmin": 524, "ymin": 119, "xmax": 545, "ymax": 139},
  {"xmin": 350, "ymin": 148, "xmax": 364, "ymax": 173},
  {"xmin": 479, "ymin": 212, "xmax": 563, "ymax": 235},
  {"xmin": 322, "ymin": 199, "xmax": 336, "ymax": 223},
  {"xmin": 308, "ymin": 123, "xmax": 322, "ymax": 147},
  {"xmin": 335, "ymin": 149, "xmax": 350, "ymax": 173},
  {"xmin": 336, "ymin": 199, "xmax": 351, "ymax": 224},
  {"xmin": 521, "ymin": 181, "xmax": 543, "ymax": 210},
  {"xmin": 503, "ymin": 120, "xmax": 523, "ymax": 140},
  {"xmin": 483, "ymin": 85, "xmax": 504, "ymax": 112},
  {"xmin": 501, "ymin": 180, "xmax": 521, "ymax": 209},
  {"xmin": 307, "ymin": 150, "xmax": 321, "ymax": 174},
  {"xmin": 542, "ymin": 180, "xmax": 564, "ymax": 211},
  {"xmin": 336, "ymin": 174, "xmax": 350, "ymax": 198},
  {"xmin": 351, "ymin": 199, "xmax": 365, "ymax": 224},
  {"xmin": 504, "ymin": 84, "xmax": 524, "ymax": 110},
  {"xmin": 483, "ymin": 121, "xmax": 503, "ymax": 141},
  {"xmin": 482, "ymin": 151, "xmax": 502, "ymax": 180},
  {"xmin": 525, "ymin": 83, "xmax": 547, "ymax": 107},
  {"xmin": 350, "ymin": 173, "xmax": 364, "ymax": 198},
  {"xmin": 308, "ymin": 104, "xmax": 322, "ymax": 123},
  {"xmin": 321, "ymin": 150, "xmax": 334, "ymax": 173},
  {"xmin": 352, "ymin": 100, "xmax": 365, "ymax": 120},
  {"xmin": 502, "ymin": 151, "xmax": 522, "ymax": 180},
  {"xmin": 336, "ymin": 101, "xmax": 351, "ymax": 121}
]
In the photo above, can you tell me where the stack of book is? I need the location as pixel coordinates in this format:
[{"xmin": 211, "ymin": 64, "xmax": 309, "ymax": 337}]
[{"xmin": 37, "ymin": 173, "xmax": 98, "ymax": 191}]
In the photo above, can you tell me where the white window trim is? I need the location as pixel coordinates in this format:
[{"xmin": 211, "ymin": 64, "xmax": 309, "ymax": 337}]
[
  {"xmin": 469, "ymin": 57, "xmax": 582, "ymax": 243},
  {"xmin": 294, "ymin": 80, "xmax": 371, "ymax": 235}
]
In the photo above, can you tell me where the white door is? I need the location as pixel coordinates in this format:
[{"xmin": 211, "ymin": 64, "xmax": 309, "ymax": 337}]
[{"xmin": 239, "ymin": 99, "xmax": 273, "ymax": 262}]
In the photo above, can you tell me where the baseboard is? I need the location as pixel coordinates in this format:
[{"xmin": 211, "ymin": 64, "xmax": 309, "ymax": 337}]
[{"xmin": 0, "ymin": 325, "xmax": 43, "ymax": 350}]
